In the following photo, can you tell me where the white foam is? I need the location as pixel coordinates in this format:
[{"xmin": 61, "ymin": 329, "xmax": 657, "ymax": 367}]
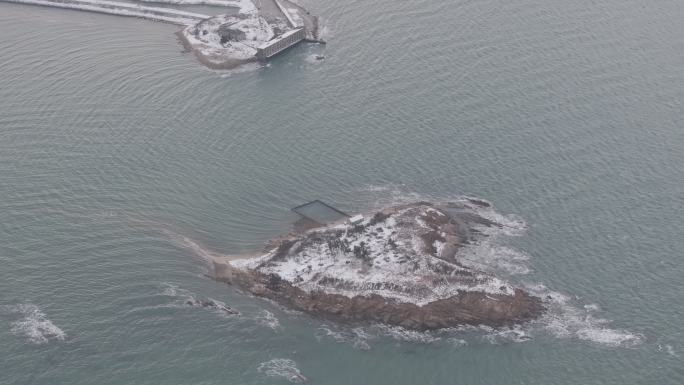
[
  {"xmin": 375, "ymin": 325, "xmax": 441, "ymax": 344},
  {"xmin": 138, "ymin": 0, "xmax": 255, "ymax": 12},
  {"xmin": 463, "ymin": 203, "xmax": 527, "ymax": 237},
  {"xmin": 315, "ymin": 326, "xmax": 347, "ymax": 343},
  {"xmin": 161, "ymin": 283, "xmax": 180, "ymax": 297},
  {"xmin": 657, "ymin": 344, "xmax": 678, "ymax": 357},
  {"xmin": 315, "ymin": 326, "xmax": 371, "ymax": 350},
  {"xmin": 357, "ymin": 187, "xmax": 526, "ymax": 234},
  {"xmin": 160, "ymin": 284, "xmax": 239, "ymax": 316},
  {"xmin": 666, "ymin": 345, "xmax": 678, "ymax": 357},
  {"xmin": 317, "ymin": 22, "xmax": 330, "ymax": 40},
  {"xmin": 257, "ymin": 359, "xmax": 307, "ymax": 383},
  {"xmin": 3, "ymin": 304, "xmax": 66, "ymax": 344},
  {"xmin": 525, "ymin": 284, "xmax": 642, "ymax": 347},
  {"xmin": 205, "ymin": 297, "xmax": 239, "ymax": 317},
  {"xmin": 365, "ymin": 185, "xmax": 391, "ymax": 192},
  {"xmin": 304, "ymin": 54, "xmax": 325, "ymax": 64},
  {"xmin": 480, "ymin": 325, "xmax": 532, "ymax": 344},
  {"xmin": 160, "ymin": 283, "xmax": 197, "ymax": 303},
  {"xmin": 574, "ymin": 326, "xmax": 641, "ymax": 347},
  {"xmin": 256, "ymin": 309, "xmax": 281, "ymax": 330},
  {"xmin": 448, "ymin": 337, "xmax": 468, "ymax": 346},
  {"xmin": 353, "ymin": 191, "xmax": 644, "ymax": 348},
  {"xmin": 350, "ymin": 327, "xmax": 373, "ymax": 350},
  {"xmin": 216, "ymin": 62, "xmax": 264, "ymax": 76}
]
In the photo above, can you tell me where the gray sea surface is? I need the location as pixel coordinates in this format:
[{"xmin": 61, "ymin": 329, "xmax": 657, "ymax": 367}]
[{"xmin": 1, "ymin": 0, "xmax": 683, "ymax": 383}]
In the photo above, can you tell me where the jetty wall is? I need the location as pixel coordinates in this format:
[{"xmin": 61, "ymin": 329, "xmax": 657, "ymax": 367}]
[
  {"xmin": 273, "ymin": 0, "xmax": 297, "ymax": 27},
  {"xmin": 256, "ymin": 27, "xmax": 304, "ymax": 59},
  {"xmin": 0, "ymin": 0, "xmax": 210, "ymax": 25}
]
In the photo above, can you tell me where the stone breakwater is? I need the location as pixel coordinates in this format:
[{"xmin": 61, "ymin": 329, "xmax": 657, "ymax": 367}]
[
  {"xmin": 0, "ymin": 0, "xmax": 210, "ymax": 25},
  {"xmin": 212, "ymin": 201, "xmax": 544, "ymax": 330}
]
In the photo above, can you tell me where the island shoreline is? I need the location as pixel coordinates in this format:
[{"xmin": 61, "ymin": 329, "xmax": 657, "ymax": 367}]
[{"xmin": 210, "ymin": 201, "xmax": 545, "ymax": 331}]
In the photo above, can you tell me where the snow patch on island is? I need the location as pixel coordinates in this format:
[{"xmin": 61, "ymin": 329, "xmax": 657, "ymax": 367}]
[
  {"xmin": 138, "ymin": 0, "xmax": 255, "ymax": 11},
  {"xmin": 159, "ymin": 185, "xmax": 643, "ymax": 348},
  {"xmin": 230, "ymin": 204, "xmax": 518, "ymax": 306},
  {"xmin": 181, "ymin": 13, "xmax": 275, "ymax": 62},
  {"xmin": 315, "ymin": 326, "xmax": 372, "ymax": 350}
]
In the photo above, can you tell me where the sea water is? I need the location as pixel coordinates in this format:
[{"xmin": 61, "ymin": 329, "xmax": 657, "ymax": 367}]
[{"xmin": 1, "ymin": 0, "xmax": 683, "ymax": 383}]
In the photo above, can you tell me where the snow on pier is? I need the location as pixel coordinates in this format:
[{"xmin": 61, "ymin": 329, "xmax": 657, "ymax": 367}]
[
  {"xmin": 273, "ymin": 0, "xmax": 297, "ymax": 28},
  {"xmin": 0, "ymin": 0, "xmax": 211, "ymax": 25},
  {"xmin": 136, "ymin": 0, "xmax": 255, "ymax": 12}
]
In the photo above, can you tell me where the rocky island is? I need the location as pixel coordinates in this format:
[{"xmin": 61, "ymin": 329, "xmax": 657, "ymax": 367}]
[
  {"xmin": 176, "ymin": 0, "xmax": 323, "ymax": 69},
  {"xmin": 0, "ymin": 0, "xmax": 322, "ymax": 69},
  {"xmin": 212, "ymin": 201, "xmax": 544, "ymax": 330}
]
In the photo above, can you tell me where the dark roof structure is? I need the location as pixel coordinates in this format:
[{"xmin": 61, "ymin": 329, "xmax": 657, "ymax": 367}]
[{"xmin": 291, "ymin": 200, "xmax": 349, "ymax": 225}]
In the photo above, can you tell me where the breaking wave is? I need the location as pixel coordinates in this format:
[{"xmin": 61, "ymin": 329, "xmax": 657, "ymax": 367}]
[
  {"xmin": 480, "ymin": 325, "xmax": 532, "ymax": 344},
  {"xmin": 160, "ymin": 283, "xmax": 240, "ymax": 317},
  {"xmin": 375, "ymin": 324, "xmax": 442, "ymax": 344},
  {"xmin": 352, "ymin": 187, "xmax": 644, "ymax": 348},
  {"xmin": 448, "ymin": 337, "xmax": 468, "ymax": 346},
  {"xmin": 160, "ymin": 283, "xmax": 199, "ymax": 305},
  {"xmin": 313, "ymin": 305, "xmax": 639, "ymax": 349},
  {"xmin": 2, "ymin": 304, "xmax": 66, "ymax": 344},
  {"xmin": 257, "ymin": 359, "xmax": 307, "ymax": 383},
  {"xmin": 315, "ymin": 326, "xmax": 372, "ymax": 350},
  {"xmin": 657, "ymin": 344, "xmax": 678, "ymax": 357},
  {"xmin": 217, "ymin": 62, "xmax": 265, "ymax": 77},
  {"xmin": 256, "ymin": 309, "xmax": 281, "ymax": 330},
  {"xmin": 304, "ymin": 54, "xmax": 325, "ymax": 64},
  {"xmin": 527, "ymin": 284, "xmax": 643, "ymax": 347}
]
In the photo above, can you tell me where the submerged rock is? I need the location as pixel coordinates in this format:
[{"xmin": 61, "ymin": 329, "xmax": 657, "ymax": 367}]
[
  {"xmin": 185, "ymin": 298, "xmax": 240, "ymax": 315},
  {"xmin": 213, "ymin": 201, "xmax": 543, "ymax": 330}
]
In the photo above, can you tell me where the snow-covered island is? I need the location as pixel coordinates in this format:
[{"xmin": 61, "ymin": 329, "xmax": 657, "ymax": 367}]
[
  {"xmin": 176, "ymin": 0, "xmax": 322, "ymax": 69},
  {"xmin": 212, "ymin": 201, "xmax": 544, "ymax": 330},
  {"xmin": 0, "ymin": 0, "xmax": 322, "ymax": 69}
]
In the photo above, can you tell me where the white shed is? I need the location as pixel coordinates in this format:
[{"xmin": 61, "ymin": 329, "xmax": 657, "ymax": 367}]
[{"xmin": 349, "ymin": 215, "xmax": 364, "ymax": 225}]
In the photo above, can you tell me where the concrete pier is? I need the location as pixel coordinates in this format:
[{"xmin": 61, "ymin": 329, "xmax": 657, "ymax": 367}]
[
  {"xmin": 0, "ymin": 0, "xmax": 210, "ymax": 25},
  {"xmin": 256, "ymin": 27, "xmax": 305, "ymax": 59}
]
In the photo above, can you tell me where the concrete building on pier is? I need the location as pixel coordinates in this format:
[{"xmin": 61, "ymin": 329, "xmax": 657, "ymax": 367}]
[{"xmin": 256, "ymin": 28, "xmax": 306, "ymax": 60}]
